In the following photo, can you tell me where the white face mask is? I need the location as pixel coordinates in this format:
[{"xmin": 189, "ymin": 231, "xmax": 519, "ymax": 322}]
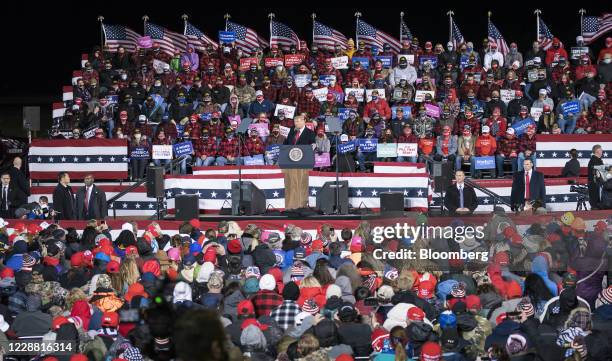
[{"xmin": 134, "ymin": 134, "xmax": 142, "ymax": 141}]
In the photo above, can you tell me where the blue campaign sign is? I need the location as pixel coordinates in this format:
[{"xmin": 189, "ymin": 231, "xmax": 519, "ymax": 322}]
[
  {"xmin": 199, "ymin": 113, "xmax": 212, "ymax": 121},
  {"xmin": 358, "ymin": 138, "xmax": 378, "ymax": 153},
  {"xmin": 561, "ymin": 100, "xmax": 580, "ymax": 117},
  {"xmin": 337, "ymin": 108, "xmax": 351, "ymax": 121},
  {"xmin": 459, "ymin": 55, "xmax": 469, "ymax": 70},
  {"xmin": 130, "ymin": 147, "xmax": 150, "ymax": 159},
  {"xmin": 219, "ymin": 31, "xmax": 236, "ymax": 43},
  {"xmin": 338, "ymin": 140, "xmax": 356, "ymax": 154},
  {"xmin": 243, "ymin": 154, "xmax": 265, "ymax": 165},
  {"xmin": 511, "ymin": 118, "xmax": 536, "ymax": 136},
  {"xmin": 474, "ymin": 156, "xmax": 496, "ymax": 170},
  {"xmin": 266, "ymin": 144, "xmax": 280, "ymax": 158},
  {"xmin": 173, "ymin": 141, "xmax": 194, "ymax": 157},
  {"xmin": 374, "ymin": 56, "xmax": 393, "ymax": 68},
  {"xmin": 419, "ymin": 56, "xmax": 438, "ymax": 68},
  {"xmin": 352, "ymin": 57, "xmax": 370, "ymax": 69},
  {"xmin": 319, "ymin": 75, "xmax": 334, "ymax": 87},
  {"xmin": 392, "ymin": 106, "xmax": 412, "ymax": 119}
]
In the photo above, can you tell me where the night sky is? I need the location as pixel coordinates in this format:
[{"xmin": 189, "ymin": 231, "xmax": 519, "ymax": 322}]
[{"xmin": 2, "ymin": 4, "xmax": 610, "ymax": 99}]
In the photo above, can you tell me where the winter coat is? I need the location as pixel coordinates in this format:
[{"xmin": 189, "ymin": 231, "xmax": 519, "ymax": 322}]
[
  {"xmin": 484, "ymin": 320, "xmax": 522, "ymax": 350},
  {"xmin": 389, "ymin": 65, "xmax": 418, "ymax": 86},
  {"xmin": 531, "ymin": 256, "xmax": 558, "ymax": 297}
]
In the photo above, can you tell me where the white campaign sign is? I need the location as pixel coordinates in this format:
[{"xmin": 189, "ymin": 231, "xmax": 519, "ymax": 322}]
[
  {"xmin": 312, "ymin": 87, "xmax": 330, "ymax": 102},
  {"xmin": 500, "ymin": 89, "xmax": 514, "ymax": 104},
  {"xmin": 330, "ymin": 56, "xmax": 349, "ymax": 69},
  {"xmin": 279, "ymin": 126, "xmax": 291, "ymax": 138},
  {"xmin": 152, "ymin": 145, "xmax": 173, "ymax": 160},
  {"xmin": 530, "ymin": 107, "xmax": 543, "ymax": 120},
  {"xmin": 397, "ymin": 143, "xmax": 418, "ymax": 157},
  {"xmin": 345, "ymin": 88, "xmax": 365, "ymax": 102},
  {"xmin": 274, "ymin": 104, "xmax": 296, "ymax": 119},
  {"xmin": 414, "ymin": 90, "xmax": 435, "ymax": 102},
  {"xmin": 397, "ymin": 54, "xmax": 415, "ymax": 65},
  {"xmin": 365, "ymin": 89, "xmax": 386, "ymax": 102}
]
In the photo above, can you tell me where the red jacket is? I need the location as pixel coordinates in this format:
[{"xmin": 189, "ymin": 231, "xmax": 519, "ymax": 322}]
[
  {"xmin": 364, "ymin": 99, "xmax": 392, "ymax": 120},
  {"xmin": 297, "ymin": 286, "xmax": 327, "ymax": 309}
]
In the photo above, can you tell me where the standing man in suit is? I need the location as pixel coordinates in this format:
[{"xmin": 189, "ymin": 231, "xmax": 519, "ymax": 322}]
[
  {"xmin": 282, "ymin": 115, "xmax": 316, "ymax": 209},
  {"xmin": 0, "ymin": 172, "xmax": 24, "ymax": 218},
  {"xmin": 283, "ymin": 114, "xmax": 316, "ymax": 146},
  {"xmin": 588, "ymin": 144, "xmax": 604, "ymax": 209},
  {"xmin": 8, "ymin": 157, "xmax": 29, "ymax": 208},
  {"xmin": 75, "ymin": 174, "xmax": 107, "ymax": 220},
  {"xmin": 445, "ymin": 170, "xmax": 478, "ymax": 215},
  {"xmin": 52, "ymin": 171, "xmax": 75, "ymax": 220},
  {"xmin": 510, "ymin": 159, "xmax": 546, "ymax": 212}
]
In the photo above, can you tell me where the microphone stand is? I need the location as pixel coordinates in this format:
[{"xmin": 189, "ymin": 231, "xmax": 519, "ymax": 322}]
[{"xmin": 333, "ymin": 131, "xmax": 341, "ymax": 214}]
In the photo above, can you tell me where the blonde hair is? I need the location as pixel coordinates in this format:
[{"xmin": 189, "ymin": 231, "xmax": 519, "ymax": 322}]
[
  {"xmin": 120, "ymin": 257, "xmax": 141, "ymax": 289},
  {"xmin": 109, "ymin": 273, "xmax": 123, "ymax": 295},
  {"xmin": 65, "ymin": 288, "xmax": 88, "ymax": 311},
  {"xmin": 297, "ymin": 333, "xmax": 320, "ymax": 357},
  {"xmin": 299, "ymin": 276, "xmax": 321, "ymax": 289}
]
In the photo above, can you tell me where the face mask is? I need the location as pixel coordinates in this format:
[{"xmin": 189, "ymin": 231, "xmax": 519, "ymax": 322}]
[
  {"xmin": 510, "ymin": 48, "xmax": 517, "ymax": 54},
  {"xmin": 121, "ymin": 74, "xmax": 127, "ymax": 80},
  {"xmin": 155, "ymin": 82, "xmax": 162, "ymax": 87},
  {"xmin": 468, "ymin": 95, "xmax": 475, "ymax": 100},
  {"xmin": 604, "ymin": 58, "xmax": 612, "ymax": 64},
  {"xmin": 371, "ymin": 96, "xmax": 378, "ymax": 101},
  {"xmin": 492, "ymin": 96, "xmax": 499, "ymax": 101},
  {"xmin": 399, "ymin": 63, "xmax": 407, "ymax": 69},
  {"xmin": 134, "ymin": 134, "xmax": 142, "ymax": 140},
  {"xmin": 467, "ymin": 47, "xmax": 473, "ymax": 52},
  {"xmin": 349, "ymin": 114, "xmax": 356, "ymax": 120}
]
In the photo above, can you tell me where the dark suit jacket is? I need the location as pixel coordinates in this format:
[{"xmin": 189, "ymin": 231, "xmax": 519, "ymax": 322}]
[
  {"xmin": 52, "ymin": 184, "xmax": 75, "ymax": 220},
  {"xmin": 510, "ymin": 170, "xmax": 546, "ymax": 209},
  {"xmin": 283, "ymin": 127, "xmax": 316, "ymax": 145},
  {"xmin": 445, "ymin": 184, "xmax": 478, "ymax": 214},
  {"xmin": 75, "ymin": 184, "xmax": 108, "ymax": 220},
  {"xmin": 0, "ymin": 184, "xmax": 24, "ymax": 218}
]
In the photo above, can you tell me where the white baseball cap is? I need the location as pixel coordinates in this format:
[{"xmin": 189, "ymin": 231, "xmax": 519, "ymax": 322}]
[
  {"xmin": 506, "ymin": 128, "xmax": 515, "ymax": 135},
  {"xmin": 255, "ymin": 90, "xmax": 263, "ymax": 97},
  {"xmin": 482, "ymin": 125, "xmax": 490, "ymax": 133}
]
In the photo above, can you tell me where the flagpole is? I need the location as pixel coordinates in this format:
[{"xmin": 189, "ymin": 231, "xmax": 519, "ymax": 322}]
[
  {"xmin": 181, "ymin": 14, "xmax": 188, "ymax": 36},
  {"xmin": 97, "ymin": 15, "xmax": 105, "ymax": 50},
  {"xmin": 268, "ymin": 13, "xmax": 275, "ymax": 49},
  {"xmin": 311, "ymin": 13, "xmax": 316, "ymax": 49},
  {"xmin": 579, "ymin": 9, "xmax": 586, "ymax": 37},
  {"xmin": 534, "ymin": 9, "xmax": 541, "ymax": 43},
  {"xmin": 400, "ymin": 12, "xmax": 404, "ymax": 41},
  {"xmin": 447, "ymin": 10, "xmax": 454, "ymax": 45},
  {"xmin": 224, "ymin": 13, "xmax": 230, "ymax": 32},
  {"xmin": 354, "ymin": 11, "xmax": 362, "ymax": 46},
  {"xmin": 142, "ymin": 15, "xmax": 149, "ymax": 56}
]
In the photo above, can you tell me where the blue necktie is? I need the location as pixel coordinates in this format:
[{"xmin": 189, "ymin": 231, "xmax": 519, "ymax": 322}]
[{"xmin": 459, "ymin": 186, "xmax": 464, "ymax": 209}]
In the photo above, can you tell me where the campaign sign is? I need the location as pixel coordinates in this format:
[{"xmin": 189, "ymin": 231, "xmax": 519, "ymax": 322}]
[
  {"xmin": 511, "ymin": 118, "xmax": 536, "ymax": 136},
  {"xmin": 173, "ymin": 141, "xmax": 194, "ymax": 157},
  {"xmin": 500, "ymin": 89, "xmax": 515, "ymax": 104},
  {"xmin": 358, "ymin": 138, "xmax": 378, "ymax": 153},
  {"xmin": 264, "ymin": 58, "xmax": 284, "ymax": 68},
  {"xmin": 474, "ymin": 156, "xmax": 496, "ymax": 170},
  {"xmin": 294, "ymin": 74, "xmax": 312, "ymax": 88},
  {"xmin": 319, "ymin": 75, "xmax": 336, "ymax": 87},
  {"xmin": 82, "ymin": 127, "xmax": 98, "ymax": 139},
  {"xmin": 239, "ymin": 57, "xmax": 258, "ymax": 71},
  {"xmin": 425, "ymin": 104, "xmax": 440, "ymax": 118},
  {"xmin": 284, "ymin": 54, "xmax": 305, "ymax": 67},
  {"xmin": 106, "ymin": 95, "xmax": 119, "ymax": 105},
  {"xmin": 266, "ymin": 144, "xmax": 280, "ymax": 161},
  {"xmin": 376, "ymin": 143, "xmax": 398, "ymax": 158},
  {"xmin": 130, "ymin": 146, "xmax": 150, "ymax": 159},
  {"xmin": 392, "ymin": 106, "xmax": 412, "ymax": 119},
  {"xmin": 274, "ymin": 104, "xmax": 296, "ymax": 119},
  {"xmin": 397, "ymin": 55, "xmax": 415, "ymax": 65},
  {"xmin": 365, "ymin": 89, "xmax": 386, "ymax": 102},
  {"xmin": 337, "ymin": 108, "xmax": 351, "ymax": 121},
  {"xmin": 530, "ymin": 107, "xmax": 543, "ymax": 120},
  {"xmin": 249, "ymin": 123, "xmax": 270, "ymax": 137},
  {"xmin": 570, "ymin": 47, "xmax": 589, "ymax": 60},
  {"xmin": 397, "ymin": 143, "xmax": 418, "ymax": 157},
  {"xmin": 345, "ymin": 88, "xmax": 365, "ymax": 102},
  {"xmin": 414, "ymin": 90, "xmax": 435, "ymax": 102},
  {"xmin": 314, "ymin": 152, "xmax": 331, "ymax": 167},
  {"xmin": 138, "ymin": 36, "xmax": 153, "ymax": 49},
  {"xmin": 352, "ymin": 57, "xmax": 370, "ymax": 69},
  {"xmin": 561, "ymin": 100, "xmax": 580, "ymax": 117},
  {"xmin": 152, "ymin": 145, "xmax": 173, "ymax": 160},
  {"xmin": 338, "ymin": 140, "xmax": 356, "ymax": 154},
  {"xmin": 228, "ymin": 115, "xmax": 242, "ymax": 126},
  {"xmin": 152, "ymin": 59, "xmax": 168, "ymax": 74},
  {"xmin": 279, "ymin": 126, "xmax": 290, "ymax": 137},
  {"xmin": 419, "ymin": 56, "xmax": 438, "ymax": 68},
  {"xmin": 312, "ymin": 87, "xmax": 330, "ymax": 102},
  {"xmin": 199, "ymin": 113, "xmax": 212, "ymax": 121},
  {"xmin": 243, "ymin": 154, "xmax": 265, "ymax": 165},
  {"xmin": 219, "ymin": 31, "xmax": 236, "ymax": 44},
  {"xmin": 330, "ymin": 56, "xmax": 349, "ymax": 69},
  {"xmin": 374, "ymin": 56, "xmax": 393, "ymax": 68}
]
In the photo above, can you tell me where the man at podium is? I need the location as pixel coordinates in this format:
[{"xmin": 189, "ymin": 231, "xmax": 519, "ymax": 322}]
[
  {"xmin": 284, "ymin": 115, "xmax": 316, "ymax": 145},
  {"xmin": 282, "ymin": 115, "xmax": 316, "ymax": 209}
]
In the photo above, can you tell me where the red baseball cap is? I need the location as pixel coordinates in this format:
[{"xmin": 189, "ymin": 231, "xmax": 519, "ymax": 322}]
[
  {"xmin": 240, "ymin": 318, "xmax": 269, "ymax": 331},
  {"xmin": 106, "ymin": 260, "xmax": 120, "ymax": 274},
  {"xmin": 101, "ymin": 312, "xmax": 119, "ymax": 328},
  {"xmin": 420, "ymin": 341, "xmax": 441, "ymax": 361},
  {"xmin": 0, "ymin": 267, "xmax": 14, "ymax": 279},
  {"xmin": 237, "ymin": 300, "xmax": 255, "ymax": 316},
  {"xmin": 417, "ymin": 280, "xmax": 434, "ymax": 299},
  {"xmin": 227, "ymin": 239, "xmax": 242, "ymax": 254},
  {"xmin": 125, "ymin": 245, "xmax": 139, "ymax": 256},
  {"xmin": 465, "ymin": 295, "xmax": 481, "ymax": 311},
  {"xmin": 407, "ymin": 306, "xmax": 425, "ymax": 322}
]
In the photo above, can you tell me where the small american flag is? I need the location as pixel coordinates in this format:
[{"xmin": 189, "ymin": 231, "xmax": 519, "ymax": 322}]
[
  {"xmin": 313, "ymin": 20, "xmax": 348, "ymax": 50},
  {"xmin": 538, "ymin": 18, "xmax": 554, "ymax": 50},
  {"xmin": 488, "ymin": 19, "xmax": 509, "ymax": 55},
  {"xmin": 227, "ymin": 21, "xmax": 268, "ymax": 53},
  {"xmin": 184, "ymin": 21, "xmax": 218, "ymax": 51},
  {"xmin": 400, "ymin": 20, "xmax": 413, "ymax": 42},
  {"xmin": 145, "ymin": 22, "xmax": 189, "ymax": 56},
  {"xmin": 102, "ymin": 24, "xmax": 140, "ymax": 52},
  {"xmin": 357, "ymin": 19, "xmax": 401, "ymax": 53},
  {"xmin": 451, "ymin": 18, "xmax": 465, "ymax": 48},
  {"xmin": 270, "ymin": 20, "xmax": 300, "ymax": 50},
  {"xmin": 583, "ymin": 14, "xmax": 612, "ymax": 45}
]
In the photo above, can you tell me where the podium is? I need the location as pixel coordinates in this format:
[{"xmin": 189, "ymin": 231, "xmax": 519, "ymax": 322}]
[{"xmin": 279, "ymin": 145, "xmax": 315, "ymax": 210}]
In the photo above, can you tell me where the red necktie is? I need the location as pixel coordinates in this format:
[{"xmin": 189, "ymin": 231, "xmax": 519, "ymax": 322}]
[
  {"xmin": 525, "ymin": 173, "xmax": 530, "ymax": 200},
  {"xmin": 294, "ymin": 129, "xmax": 301, "ymax": 145}
]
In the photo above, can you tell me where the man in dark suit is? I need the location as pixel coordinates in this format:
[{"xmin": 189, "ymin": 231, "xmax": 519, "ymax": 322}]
[
  {"xmin": 445, "ymin": 170, "xmax": 478, "ymax": 215},
  {"xmin": 510, "ymin": 159, "xmax": 546, "ymax": 211},
  {"xmin": 52, "ymin": 171, "xmax": 75, "ymax": 220},
  {"xmin": 587, "ymin": 144, "xmax": 604, "ymax": 209},
  {"xmin": 0, "ymin": 172, "xmax": 24, "ymax": 218},
  {"xmin": 75, "ymin": 174, "xmax": 107, "ymax": 220},
  {"xmin": 283, "ymin": 115, "xmax": 316, "ymax": 146},
  {"xmin": 8, "ymin": 157, "xmax": 29, "ymax": 208}
]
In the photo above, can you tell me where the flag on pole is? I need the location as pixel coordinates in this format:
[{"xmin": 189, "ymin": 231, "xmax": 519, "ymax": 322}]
[
  {"xmin": 226, "ymin": 21, "xmax": 268, "ymax": 53},
  {"xmin": 313, "ymin": 20, "xmax": 348, "ymax": 50},
  {"xmin": 538, "ymin": 18, "xmax": 554, "ymax": 50},
  {"xmin": 583, "ymin": 14, "xmax": 612, "ymax": 44},
  {"xmin": 270, "ymin": 20, "xmax": 300, "ymax": 50},
  {"xmin": 487, "ymin": 18, "xmax": 510, "ymax": 55},
  {"xmin": 357, "ymin": 19, "xmax": 401, "ymax": 53},
  {"xmin": 102, "ymin": 24, "xmax": 140, "ymax": 52},
  {"xmin": 451, "ymin": 18, "xmax": 465, "ymax": 47},
  {"xmin": 184, "ymin": 21, "xmax": 218, "ymax": 51},
  {"xmin": 145, "ymin": 22, "xmax": 189, "ymax": 56},
  {"xmin": 400, "ymin": 19, "xmax": 413, "ymax": 42}
]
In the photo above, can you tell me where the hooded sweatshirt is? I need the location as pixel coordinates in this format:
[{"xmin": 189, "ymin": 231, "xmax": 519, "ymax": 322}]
[{"xmin": 531, "ymin": 256, "xmax": 558, "ymax": 297}]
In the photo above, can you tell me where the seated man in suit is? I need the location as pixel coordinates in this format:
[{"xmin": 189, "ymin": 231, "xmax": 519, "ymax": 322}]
[
  {"xmin": 445, "ymin": 170, "xmax": 478, "ymax": 215},
  {"xmin": 510, "ymin": 159, "xmax": 546, "ymax": 212}
]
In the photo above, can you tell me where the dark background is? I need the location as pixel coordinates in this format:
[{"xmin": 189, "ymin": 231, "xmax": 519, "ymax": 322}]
[{"xmin": 0, "ymin": 4, "xmax": 609, "ymax": 135}]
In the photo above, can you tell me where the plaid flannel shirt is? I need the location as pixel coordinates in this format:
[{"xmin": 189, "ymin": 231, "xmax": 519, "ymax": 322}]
[
  {"xmin": 251, "ymin": 290, "xmax": 284, "ymax": 318},
  {"xmin": 518, "ymin": 134, "xmax": 537, "ymax": 153},
  {"xmin": 270, "ymin": 300, "xmax": 301, "ymax": 330},
  {"xmin": 498, "ymin": 137, "xmax": 519, "ymax": 157},
  {"xmin": 194, "ymin": 137, "xmax": 218, "ymax": 158},
  {"xmin": 297, "ymin": 97, "xmax": 321, "ymax": 119}
]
